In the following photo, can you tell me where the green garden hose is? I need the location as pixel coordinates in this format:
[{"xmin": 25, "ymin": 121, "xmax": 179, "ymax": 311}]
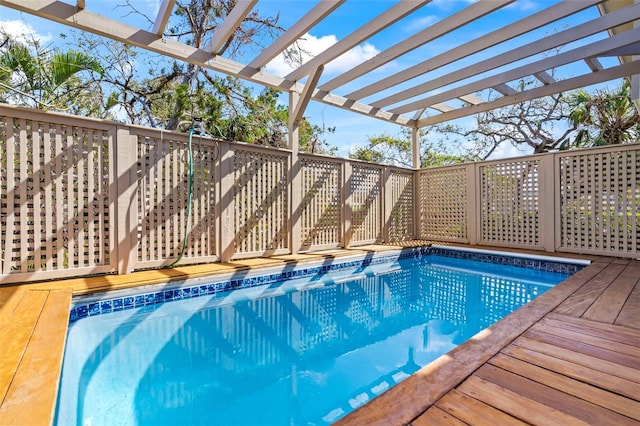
[{"xmin": 166, "ymin": 125, "xmax": 195, "ymax": 268}]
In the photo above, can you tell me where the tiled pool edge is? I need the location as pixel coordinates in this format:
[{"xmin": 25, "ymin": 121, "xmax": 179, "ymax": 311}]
[{"xmin": 69, "ymin": 246, "xmax": 586, "ymax": 323}]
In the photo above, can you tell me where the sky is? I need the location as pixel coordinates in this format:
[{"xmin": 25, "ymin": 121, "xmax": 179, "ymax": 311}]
[{"xmin": 0, "ymin": 0, "xmax": 627, "ymax": 160}]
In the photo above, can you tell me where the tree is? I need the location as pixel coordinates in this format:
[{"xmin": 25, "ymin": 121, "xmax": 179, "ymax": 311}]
[
  {"xmin": 435, "ymin": 76, "xmax": 574, "ymax": 158},
  {"xmin": 567, "ymin": 80, "xmax": 639, "ymax": 148},
  {"xmin": 67, "ymin": 0, "xmax": 329, "ymax": 151},
  {"xmin": 349, "ymin": 128, "xmax": 474, "ymax": 168},
  {"xmin": 0, "ymin": 34, "xmax": 104, "ymax": 112}
]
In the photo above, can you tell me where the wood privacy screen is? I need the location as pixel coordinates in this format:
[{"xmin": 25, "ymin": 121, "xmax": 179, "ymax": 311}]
[
  {"xmin": 418, "ymin": 145, "xmax": 639, "ymax": 257},
  {"xmin": 1, "ymin": 105, "xmax": 637, "ymax": 283},
  {"xmin": 0, "ymin": 105, "xmax": 415, "ymax": 283}
]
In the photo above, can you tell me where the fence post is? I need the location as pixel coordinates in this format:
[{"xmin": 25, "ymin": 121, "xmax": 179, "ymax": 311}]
[
  {"xmin": 413, "ymin": 169, "xmax": 421, "ymax": 240},
  {"xmin": 383, "ymin": 167, "xmax": 394, "ymax": 242},
  {"xmin": 113, "ymin": 126, "xmax": 139, "ymax": 274},
  {"xmin": 218, "ymin": 142, "xmax": 235, "ymax": 262},
  {"xmin": 466, "ymin": 163, "xmax": 479, "ymax": 245},
  {"xmin": 539, "ymin": 153, "xmax": 556, "ymax": 252},
  {"xmin": 343, "ymin": 160, "xmax": 353, "ymax": 248}
]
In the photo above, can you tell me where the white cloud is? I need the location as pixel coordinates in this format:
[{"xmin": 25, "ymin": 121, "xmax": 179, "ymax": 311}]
[
  {"xmin": 0, "ymin": 20, "xmax": 52, "ymax": 45},
  {"xmin": 264, "ymin": 32, "xmax": 379, "ymax": 77},
  {"xmin": 404, "ymin": 15, "xmax": 438, "ymax": 32}
]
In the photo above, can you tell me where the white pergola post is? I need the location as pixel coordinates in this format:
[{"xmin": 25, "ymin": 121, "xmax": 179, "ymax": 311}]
[
  {"xmin": 412, "ymin": 126, "xmax": 420, "ymax": 169},
  {"xmin": 289, "ymin": 90, "xmax": 302, "ymax": 255}
]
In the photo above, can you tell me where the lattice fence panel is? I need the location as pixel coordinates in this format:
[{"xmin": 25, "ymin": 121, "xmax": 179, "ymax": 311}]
[
  {"xmin": 1, "ymin": 115, "xmax": 112, "ymax": 277},
  {"xmin": 558, "ymin": 147, "xmax": 639, "ymax": 256},
  {"xmin": 136, "ymin": 134, "xmax": 216, "ymax": 264},
  {"xmin": 233, "ymin": 148, "xmax": 289, "ymax": 255},
  {"xmin": 388, "ymin": 169, "xmax": 414, "ymax": 242},
  {"xmin": 418, "ymin": 167, "xmax": 468, "ymax": 242},
  {"xmin": 480, "ymin": 160, "xmax": 540, "ymax": 247},
  {"xmin": 351, "ymin": 164, "xmax": 382, "ymax": 243},
  {"xmin": 300, "ymin": 157, "xmax": 342, "ymax": 248}
]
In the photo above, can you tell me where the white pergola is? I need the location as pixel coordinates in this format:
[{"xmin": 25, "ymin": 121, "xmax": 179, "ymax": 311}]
[{"xmin": 1, "ymin": 0, "xmax": 639, "ymax": 167}]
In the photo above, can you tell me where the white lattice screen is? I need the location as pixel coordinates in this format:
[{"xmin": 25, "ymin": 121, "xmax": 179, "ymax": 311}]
[
  {"xmin": 558, "ymin": 147, "xmax": 639, "ymax": 255},
  {"xmin": 418, "ymin": 167, "xmax": 468, "ymax": 242},
  {"xmin": 0, "ymin": 113, "xmax": 113, "ymax": 279},
  {"xmin": 136, "ymin": 131, "xmax": 217, "ymax": 266},
  {"xmin": 3, "ymin": 106, "xmax": 638, "ymax": 283},
  {"xmin": 480, "ymin": 160, "xmax": 540, "ymax": 248},
  {"xmin": 232, "ymin": 147, "xmax": 289, "ymax": 255},
  {"xmin": 350, "ymin": 164, "xmax": 383, "ymax": 244},
  {"xmin": 299, "ymin": 156, "xmax": 342, "ymax": 249},
  {"xmin": 388, "ymin": 169, "xmax": 414, "ymax": 242}
]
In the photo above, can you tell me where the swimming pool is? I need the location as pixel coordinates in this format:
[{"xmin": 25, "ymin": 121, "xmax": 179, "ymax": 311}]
[{"xmin": 55, "ymin": 247, "xmax": 585, "ymax": 425}]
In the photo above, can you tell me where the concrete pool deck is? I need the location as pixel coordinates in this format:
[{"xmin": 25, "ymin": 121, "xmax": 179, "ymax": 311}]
[{"xmin": 1, "ymin": 243, "xmax": 638, "ymax": 425}]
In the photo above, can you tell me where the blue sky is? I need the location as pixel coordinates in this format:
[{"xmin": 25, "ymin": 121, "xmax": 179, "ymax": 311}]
[{"xmin": 0, "ymin": 0, "xmax": 625, "ymax": 159}]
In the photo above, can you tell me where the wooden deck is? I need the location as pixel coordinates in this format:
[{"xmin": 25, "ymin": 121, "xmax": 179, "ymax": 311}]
[{"xmin": 1, "ymin": 245, "xmax": 638, "ymax": 425}]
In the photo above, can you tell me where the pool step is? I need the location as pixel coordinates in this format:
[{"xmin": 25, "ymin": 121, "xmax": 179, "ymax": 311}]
[{"xmin": 0, "ymin": 288, "xmax": 71, "ymax": 425}]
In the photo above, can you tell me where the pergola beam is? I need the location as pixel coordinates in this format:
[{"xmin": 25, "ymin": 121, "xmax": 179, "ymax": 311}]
[
  {"xmin": 417, "ymin": 60, "xmax": 640, "ymax": 127},
  {"xmin": 152, "ymin": 0, "xmax": 176, "ymax": 35},
  {"xmin": 370, "ymin": 2, "xmax": 640, "ymax": 109},
  {"xmin": 248, "ymin": 0, "xmax": 345, "ymax": 70},
  {"xmin": 534, "ymin": 71, "xmax": 555, "ymax": 85},
  {"xmin": 291, "ymin": 66, "xmax": 324, "ymax": 126},
  {"xmin": 393, "ymin": 27, "xmax": 640, "ymax": 115},
  {"xmin": 584, "ymin": 57, "xmax": 604, "ymax": 71},
  {"xmin": 318, "ymin": 0, "xmax": 513, "ymax": 93},
  {"xmin": 346, "ymin": 0, "xmax": 602, "ymax": 101},
  {"xmin": 0, "ymin": 0, "xmax": 414, "ymax": 127},
  {"xmin": 205, "ymin": 0, "xmax": 258, "ymax": 55},
  {"xmin": 493, "ymin": 83, "xmax": 517, "ymax": 96},
  {"xmin": 285, "ymin": 0, "xmax": 431, "ymax": 81}
]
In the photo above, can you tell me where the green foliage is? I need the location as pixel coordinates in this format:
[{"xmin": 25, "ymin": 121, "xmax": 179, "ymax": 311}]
[
  {"xmin": 565, "ymin": 80, "xmax": 639, "ymax": 148},
  {"xmin": 0, "ymin": 35, "xmax": 103, "ymax": 112},
  {"xmin": 349, "ymin": 128, "xmax": 474, "ymax": 168}
]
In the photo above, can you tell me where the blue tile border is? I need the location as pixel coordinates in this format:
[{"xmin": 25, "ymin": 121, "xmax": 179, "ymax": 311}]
[
  {"xmin": 427, "ymin": 247, "xmax": 584, "ymax": 275},
  {"xmin": 68, "ymin": 246, "xmax": 583, "ymax": 323}
]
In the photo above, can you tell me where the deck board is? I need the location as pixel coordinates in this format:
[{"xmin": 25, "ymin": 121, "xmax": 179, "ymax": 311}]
[
  {"xmin": 616, "ymin": 275, "xmax": 640, "ymax": 329},
  {"xmin": 553, "ymin": 261, "xmax": 627, "ymax": 317},
  {"xmin": 583, "ymin": 260, "xmax": 640, "ymax": 323},
  {"xmin": 457, "ymin": 375, "xmax": 590, "ymax": 425},
  {"xmin": 488, "ymin": 353, "xmax": 640, "ymax": 421},
  {"xmin": 0, "ymin": 289, "xmax": 71, "ymax": 425},
  {"xmin": 432, "ymin": 389, "xmax": 526, "ymax": 426},
  {"xmin": 0, "ymin": 290, "xmax": 48, "ymax": 404}
]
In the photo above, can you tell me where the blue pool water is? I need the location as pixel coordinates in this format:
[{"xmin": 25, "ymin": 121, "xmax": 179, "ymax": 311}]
[{"xmin": 55, "ymin": 251, "xmax": 576, "ymax": 425}]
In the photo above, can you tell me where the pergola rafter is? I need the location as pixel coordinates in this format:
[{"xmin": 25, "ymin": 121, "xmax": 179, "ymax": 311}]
[{"xmin": 1, "ymin": 0, "xmax": 638, "ymax": 159}]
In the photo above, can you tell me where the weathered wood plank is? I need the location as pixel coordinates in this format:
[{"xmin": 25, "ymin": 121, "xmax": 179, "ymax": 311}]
[
  {"xmin": 411, "ymin": 406, "xmax": 467, "ymax": 426},
  {"xmin": 583, "ymin": 261, "xmax": 640, "ymax": 324},
  {"xmin": 458, "ymin": 375, "xmax": 591, "ymax": 425},
  {"xmin": 490, "ymin": 353, "xmax": 640, "ymax": 420},
  {"xmin": 616, "ymin": 273, "xmax": 640, "ymax": 329},
  {"xmin": 0, "ymin": 291, "xmax": 47, "ymax": 403},
  {"xmin": 543, "ymin": 313, "xmax": 640, "ymax": 346},
  {"xmin": 513, "ymin": 335, "xmax": 640, "ymax": 383},
  {"xmin": 0, "ymin": 287, "xmax": 26, "ymax": 326},
  {"xmin": 531, "ymin": 320, "xmax": 640, "ymax": 357},
  {"xmin": 474, "ymin": 364, "xmax": 637, "ymax": 425},
  {"xmin": 0, "ymin": 289, "xmax": 71, "ymax": 425},
  {"xmin": 523, "ymin": 327, "xmax": 640, "ymax": 369},
  {"xmin": 501, "ymin": 343, "xmax": 640, "ymax": 400},
  {"xmin": 434, "ymin": 389, "xmax": 526, "ymax": 426},
  {"xmin": 554, "ymin": 262, "xmax": 626, "ymax": 317}
]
